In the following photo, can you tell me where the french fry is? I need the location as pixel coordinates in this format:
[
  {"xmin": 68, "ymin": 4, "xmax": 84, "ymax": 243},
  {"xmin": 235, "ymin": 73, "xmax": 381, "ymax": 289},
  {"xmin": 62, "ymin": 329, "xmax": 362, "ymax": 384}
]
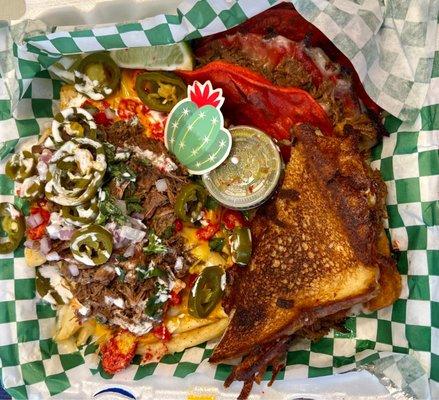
[
  {"xmin": 137, "ymin": 318, "xmax": 228, "ymax": 358},
  {"xmin": 167, "ymin": 318, "xmax": 228, "ymax": 353},
  {"xmin": 167, "ymin": 315, "xmax": 213, "ymax": 334},
  {"xmin": 76, "ymin": 319, "xmax": 96, "ymax": 347},
  {"xmin": 53, "ymin": 303, "xmax": 81, "ymax": 342},
  {"xmin": 24, "ymin": 248, "xmax": 46, "ymax": 268}
]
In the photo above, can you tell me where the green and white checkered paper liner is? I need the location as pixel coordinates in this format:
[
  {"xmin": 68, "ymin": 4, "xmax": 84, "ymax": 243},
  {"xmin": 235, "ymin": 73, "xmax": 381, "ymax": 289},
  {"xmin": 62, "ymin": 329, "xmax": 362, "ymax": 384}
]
[{"xmin": 0, "ymin": 0, "xmax": 438, "ymax": 398}]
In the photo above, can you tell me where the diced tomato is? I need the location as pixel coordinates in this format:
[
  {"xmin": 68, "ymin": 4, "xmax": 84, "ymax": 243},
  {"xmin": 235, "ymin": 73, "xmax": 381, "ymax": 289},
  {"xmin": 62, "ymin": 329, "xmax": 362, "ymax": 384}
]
[
  {"xmin": 94, "ymin": 111, "xmax": 112, "ymax": 127},
  {"xmin": 27, "ymin": 205, "xmax": 51, "ymax": 240},
  {"xmin": 27, "ymin": 225, "xmax": 47, "ymax": 240},
  {"xmin": 30, "ymin": 205, "xmax": 50, "ymax": 221},
  {"xmin": 196, "ymin": 223, "xmax": 220, "ymax": 241},
  {"xmin": 149, "ymin": 120, "xmax": 164, "ymax": 140},
  {"xmin": 152, "ymin": 324, "xmax": 172, "ymax": 342},
  {"xmin": 168, "ymin": 290, "xmax": 182, "ymax": 306},
  {"xmin": 222, "ymin": 209, "xmax": 245, "ymax": 230},
  {"xmin": 100, "ymin": 330, "xmax": 138, "ymax": 374},
  {"xmin": 117, "ymin": 98, "xmax": 149, "ymax": 120},
  {"xmin": 174, "ymin": 219, "xmax": 183, "ymax": 232}
]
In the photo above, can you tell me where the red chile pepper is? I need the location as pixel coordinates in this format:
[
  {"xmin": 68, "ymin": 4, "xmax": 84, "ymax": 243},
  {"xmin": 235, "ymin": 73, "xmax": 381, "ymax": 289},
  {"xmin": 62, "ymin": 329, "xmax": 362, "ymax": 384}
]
[
  {"xmin": 169, "ymin": 290, "xmax": 182, "ymax": 306},
  {"xmin": 222, "ymin": 209, "xmax": 245, "ymax": 230},
  {"xmin": 27, "ymin": 205, "xmax": 50, "ymax": 240},
  {"xmin": 152, "ymin": 324, "xmax": 172, "ymax": 342},
  {"xmin": 174, "ymin": 219, "xmax": 183, "ymax": 232},
  {"xmin": 196, "ymin": 222, "xmax": 220, "ymax": 241},
  {"xmin": 196, "ymin": 3, "xmax": 380, "ymax": 116},
  {"xmin": 94, "ymin": 111, "xmax": 112, "ymax": 126},
  {"xmin": 177, "ymin": 61, "xmax": 333, "ymax": 141}
]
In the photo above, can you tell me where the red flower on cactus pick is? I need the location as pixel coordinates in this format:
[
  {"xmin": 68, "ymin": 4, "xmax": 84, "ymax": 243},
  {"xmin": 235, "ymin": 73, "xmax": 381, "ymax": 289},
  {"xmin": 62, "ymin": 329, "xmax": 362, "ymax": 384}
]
[{"xmin": 188, "ymin": 81, "xmax": 224, "ymax": 109}]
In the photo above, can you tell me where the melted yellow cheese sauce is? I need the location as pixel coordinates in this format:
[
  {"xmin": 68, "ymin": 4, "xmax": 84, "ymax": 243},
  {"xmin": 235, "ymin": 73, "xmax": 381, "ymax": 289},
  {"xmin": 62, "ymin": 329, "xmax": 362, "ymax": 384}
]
[{"xmin": 63, "ymin": 69, "xmax": 167, "ymax": 139}]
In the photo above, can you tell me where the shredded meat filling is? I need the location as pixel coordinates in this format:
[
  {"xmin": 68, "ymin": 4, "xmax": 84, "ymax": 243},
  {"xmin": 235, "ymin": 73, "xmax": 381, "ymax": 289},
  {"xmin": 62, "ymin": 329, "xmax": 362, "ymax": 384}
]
[
  {"xmin": 70, "ymin": 121, "xmax": 192, "ymax": 332},
  {"xmin": 194, "ymin": 33, "xmax": 383, "ymax": 151}
]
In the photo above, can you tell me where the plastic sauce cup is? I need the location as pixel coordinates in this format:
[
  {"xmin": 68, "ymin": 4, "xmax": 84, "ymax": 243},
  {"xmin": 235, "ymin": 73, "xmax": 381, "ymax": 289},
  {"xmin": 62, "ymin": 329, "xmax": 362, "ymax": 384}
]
[{"xmin": 202, "ymin": 125, "xmax": 283, "ymax": 210}]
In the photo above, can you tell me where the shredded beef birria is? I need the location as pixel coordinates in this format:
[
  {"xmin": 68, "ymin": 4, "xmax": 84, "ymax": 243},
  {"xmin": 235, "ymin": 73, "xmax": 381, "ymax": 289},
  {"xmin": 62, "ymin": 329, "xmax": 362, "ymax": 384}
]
[{"xmin": 66, "ymin": 120, "xmax": 193, "ymax": 334}]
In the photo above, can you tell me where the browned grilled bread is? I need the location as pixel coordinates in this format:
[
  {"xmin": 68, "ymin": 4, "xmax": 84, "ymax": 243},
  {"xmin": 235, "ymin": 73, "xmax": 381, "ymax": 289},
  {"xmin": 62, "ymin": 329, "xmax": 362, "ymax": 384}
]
[{"xmin": 210, "ymin": 125, "xmax": 386, "ymax": 362}]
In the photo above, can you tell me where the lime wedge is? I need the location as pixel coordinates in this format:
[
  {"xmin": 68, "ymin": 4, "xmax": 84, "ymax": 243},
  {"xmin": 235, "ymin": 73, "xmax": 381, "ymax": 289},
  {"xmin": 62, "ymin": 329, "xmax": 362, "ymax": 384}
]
[{"xmin": 110, "ymin": 42, "xmax": 194, "ymax": 71}]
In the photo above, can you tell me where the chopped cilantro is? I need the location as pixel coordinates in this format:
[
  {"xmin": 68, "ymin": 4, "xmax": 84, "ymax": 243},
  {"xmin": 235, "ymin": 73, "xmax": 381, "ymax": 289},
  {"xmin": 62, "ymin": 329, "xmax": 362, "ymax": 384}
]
[
  {"xmin": 96, "ymin": 188, "xmax": 127, "ymax": 225},
  {"xmin": 108, "ymin": 163, "xmax": 136, "ymax": 182},
  {"xmin": 115, "ymin": 267, "xmax": 126, "ymax": 283},
  {"xmin": 161, "ymin": 225, "xmax": 174, "ymax": 240},
  {"xmin": 102, "ymin": 142, "xmax": 116, "ymax": 163},
  {"xmin": 124, "ymin": 196, "xmax": 143, "ymax": 214},
  {"xmin": 143, "ymin": 232, "xmax": 167, "ymax": 255},
  {"xmin": 145, "ymin": 296, "xmax": 163, "ymax": 320},
  {"xmin": 209, "ymin": 237, "xmax": 225, "ymax": 252},
  {"xmin": 145, "ymin": 281, "xmax": 169, "ymax": 320},
  {"xmin": 136, "ymin": 265, "xmax": 166, "ymax": 281},
  {"xmin": 95, "ymin": 315, "xmax": 107, "ymax": 324},
  {"xmin": 242, "ymin": 209, "xmax": 256, "ymax": 221},
  {"xmin": 136, "ymin": 157, "xmax": 151, "ymax": 167}
]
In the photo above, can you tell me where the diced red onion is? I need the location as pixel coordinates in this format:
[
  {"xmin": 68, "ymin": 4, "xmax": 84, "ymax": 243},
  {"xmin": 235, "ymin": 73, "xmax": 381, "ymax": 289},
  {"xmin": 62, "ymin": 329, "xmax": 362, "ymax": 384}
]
[
  {"xmin": 104, "ymin": 107, "xmax": 116, "ymax": 120},
  {"xmin": 59, "ymin": 227, "xmax": 75, "ymax": 241},
  {"xmin": 114, "ymin": 238, "xmax": 130, "ymax": 250},
  {"xmin": 27, "ymin": 213, "xmax": 43, "ymax": 228},
  {"xmin": 112, "ymin": 228, "xmax": 128, "ymax": 249},
  {"xmin": 68, "ymin": 264, "xmax": 79, "ymax": 277},
  {"xmin": 131, "ymin": 212, "xmax": 144, "ymax": 220},
  {"xmin": 50, "ymin": 212, "xmax": 63, "ymax": 224},
  {"xmin": 40, "ymin": 149, "xmax": 53, "ymax": 164},
  {"xmin": 24, "ymin": 239, "xmax": 36, "ymax": 249},
  {"xmin": 119, "ymin": 226, "xmax": 145, "ymax": 242},
  {"xmin": 40, "ymin": 236, "xmax": 52, "ymax": 255},
  {"xmin": 105, "ymin": 222, "xmax": 118, "ymax": 233},
  {"xmin": 155, "ymin": 179, "xmax": 168, "ymax": 192},
  {"xmin": 46, "ymin": 251, "xmax": 60, "ymax": 261},
  {"xmin": 123, "ymin": 244, "xmax": 136, "ymax": 258},
  {"xmin": 46, "ymin": 224, "xmax": 62, "ymax": 240},
  {"xmin": 128, "ymin": 217, "xmax": 146, "ymax": 230}
]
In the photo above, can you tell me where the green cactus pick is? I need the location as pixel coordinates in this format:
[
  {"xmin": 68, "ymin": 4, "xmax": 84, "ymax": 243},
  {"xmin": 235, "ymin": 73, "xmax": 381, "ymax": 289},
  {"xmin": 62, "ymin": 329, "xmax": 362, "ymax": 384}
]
[{"xmin": 164, "ymin": 80, "xmax": 232, "ymax": 175}]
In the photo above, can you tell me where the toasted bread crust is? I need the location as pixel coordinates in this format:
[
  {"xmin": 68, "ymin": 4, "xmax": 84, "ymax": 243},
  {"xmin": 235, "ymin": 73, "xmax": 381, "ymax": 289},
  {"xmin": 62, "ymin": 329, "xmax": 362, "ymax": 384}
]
[
  {"xmin": 294, "ymin": 124, "xmax": 387, "ymax": 264},
  {"xmin": 211, "ymin": 125, "xmax": 385, "ymax": 363}
]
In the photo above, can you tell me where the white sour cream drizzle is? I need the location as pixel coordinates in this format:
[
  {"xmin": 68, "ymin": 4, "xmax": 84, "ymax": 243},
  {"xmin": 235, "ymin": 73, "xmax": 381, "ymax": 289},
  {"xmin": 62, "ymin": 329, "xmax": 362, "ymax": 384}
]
[
  {"xmin": 74, "ymin": 70, "xmax": 112, "ymax": 101},
  {"xmin": 129, "ymin": 145, "xmax": 178, "ymax": 173}
]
